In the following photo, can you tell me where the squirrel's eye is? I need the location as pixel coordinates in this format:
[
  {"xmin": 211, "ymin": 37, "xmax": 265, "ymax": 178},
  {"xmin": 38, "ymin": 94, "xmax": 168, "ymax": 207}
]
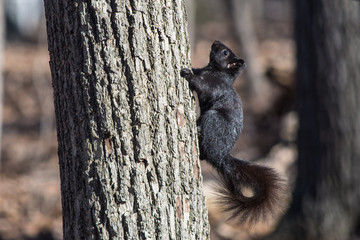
[{"xmin": 223, "ymin": 50, "xmax": 229, "ymax": 56}]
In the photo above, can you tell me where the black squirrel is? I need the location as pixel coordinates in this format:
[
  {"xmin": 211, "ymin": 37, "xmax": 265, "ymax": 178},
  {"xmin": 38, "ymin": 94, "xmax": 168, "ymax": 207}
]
[{"xmin": 181, "ymin": 41, "xmax": 285, "ymax": 224}]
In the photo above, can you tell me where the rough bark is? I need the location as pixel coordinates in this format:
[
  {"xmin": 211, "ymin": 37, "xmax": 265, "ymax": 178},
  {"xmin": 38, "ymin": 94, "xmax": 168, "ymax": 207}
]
[
  {"xmin": 265, "ymin": 1, "xmax": 360, "ymax": 239},
  {"xmin": 43, "ymin": 0, "xmax": 209, "ymax": 239}
]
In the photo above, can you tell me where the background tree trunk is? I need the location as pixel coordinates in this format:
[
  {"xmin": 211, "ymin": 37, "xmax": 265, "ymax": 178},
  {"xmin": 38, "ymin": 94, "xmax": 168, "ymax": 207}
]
[
  {"xmin": 227, "ymin": 0, "xmax": 265, "ymax": 94},
  {"xmin": 185, "ymin": 0, "xmax": 196, "ymax": 49},
  {"xmin": 43, "ymin": 0, "xmax": 209, "ymax": 239},
  {"xmin": 0, "ymin": 0, "xmax": 4, "ymax": 170},
  {"xmin": 266, "ymin": 1, "xmax": 360, "ymax": 239},
  {"xmin": 226, "ymin": 0, "xmax": 276, "ymax": 114}
]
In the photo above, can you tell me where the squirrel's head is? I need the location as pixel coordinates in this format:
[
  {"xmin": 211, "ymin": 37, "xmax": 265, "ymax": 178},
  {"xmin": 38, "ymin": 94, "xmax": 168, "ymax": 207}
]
[{"xmin": 209, "ymin": 40, "xmax": 246, "ymax": 73}]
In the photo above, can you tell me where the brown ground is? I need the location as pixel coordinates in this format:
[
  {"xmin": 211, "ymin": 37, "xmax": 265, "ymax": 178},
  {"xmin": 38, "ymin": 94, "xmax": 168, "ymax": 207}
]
[{"xmin": 1, "ymin": 45, "xmax": 61, "ymax": 240}]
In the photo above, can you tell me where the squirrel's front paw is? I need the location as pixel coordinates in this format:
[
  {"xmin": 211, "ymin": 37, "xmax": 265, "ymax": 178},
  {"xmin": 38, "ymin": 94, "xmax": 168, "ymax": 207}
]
[
  {"xmin": 180, "ymin": 68, "xmax": 192, "ymax": 79},
  {"xmin": 197, "ymin": 126, "xmax": 202, "ymax": 138}
]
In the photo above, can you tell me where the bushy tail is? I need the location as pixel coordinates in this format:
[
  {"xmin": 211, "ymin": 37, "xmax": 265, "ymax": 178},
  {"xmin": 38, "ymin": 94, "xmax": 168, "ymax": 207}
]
[{"xmin": 215, "ymin": 155, "xmax": 287, "ymax": 224}]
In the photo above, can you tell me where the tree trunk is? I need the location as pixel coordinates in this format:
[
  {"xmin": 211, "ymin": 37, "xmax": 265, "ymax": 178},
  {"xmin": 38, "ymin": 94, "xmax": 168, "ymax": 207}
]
[
  {"xmin": 0, "ymin": 0, "xmax": 4, "ymax": 167},
  {"xmin": 227, "ymin": 0, "xmax": 274, "ymax": 114},
  {"xmin": 228, "ymin": 0, "xmax": 264, "ymax": 93},
  {"xmin": 185, "ymin": 0, "xmax": 196, "ymax": 49},
  {"xmin": 43, "ymin": 0, "xmax": 209, "ymax": 239},
  {"xmin": 266, "ymin": 1, "xmax": 360, "ymax": 239}
]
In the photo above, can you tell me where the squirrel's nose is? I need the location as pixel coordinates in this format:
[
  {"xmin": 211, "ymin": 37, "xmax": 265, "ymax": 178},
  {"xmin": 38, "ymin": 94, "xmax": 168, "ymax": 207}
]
[{"xmin": 238, "ymin": 59, "xmax": 246, "ymax": 68}]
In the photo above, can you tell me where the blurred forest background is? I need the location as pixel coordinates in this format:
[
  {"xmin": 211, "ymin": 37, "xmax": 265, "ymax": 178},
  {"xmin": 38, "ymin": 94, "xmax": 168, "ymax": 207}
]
[{"xmin": 1, "ymin": 0, "xmax": 358, "ymax": 240}]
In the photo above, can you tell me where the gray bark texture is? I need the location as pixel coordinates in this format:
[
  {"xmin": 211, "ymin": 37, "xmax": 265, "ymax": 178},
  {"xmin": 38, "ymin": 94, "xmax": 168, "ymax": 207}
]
[
  {"xmin": 43, "ymin": 0, "xmax": 209, "ymax": 239},
  {"xmin": 265, "ymin": 1, "xmax": 360, "ymax": 239}
]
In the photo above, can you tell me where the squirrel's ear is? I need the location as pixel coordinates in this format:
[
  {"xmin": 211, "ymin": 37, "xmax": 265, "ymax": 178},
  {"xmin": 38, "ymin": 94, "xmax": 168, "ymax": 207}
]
[
  {"xmin": 211, "ymin": 40, "xmax": 222, "ymax": 52},
  {"xmin": 213, "ymin": 40, "xmax": 221, "ymax": 45}
]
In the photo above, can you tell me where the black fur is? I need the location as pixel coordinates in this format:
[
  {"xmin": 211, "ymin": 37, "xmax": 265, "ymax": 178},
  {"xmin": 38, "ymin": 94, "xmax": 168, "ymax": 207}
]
[{"xmin": 181, "ymin": 41, "xmax": 285, "ymax": 224}]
